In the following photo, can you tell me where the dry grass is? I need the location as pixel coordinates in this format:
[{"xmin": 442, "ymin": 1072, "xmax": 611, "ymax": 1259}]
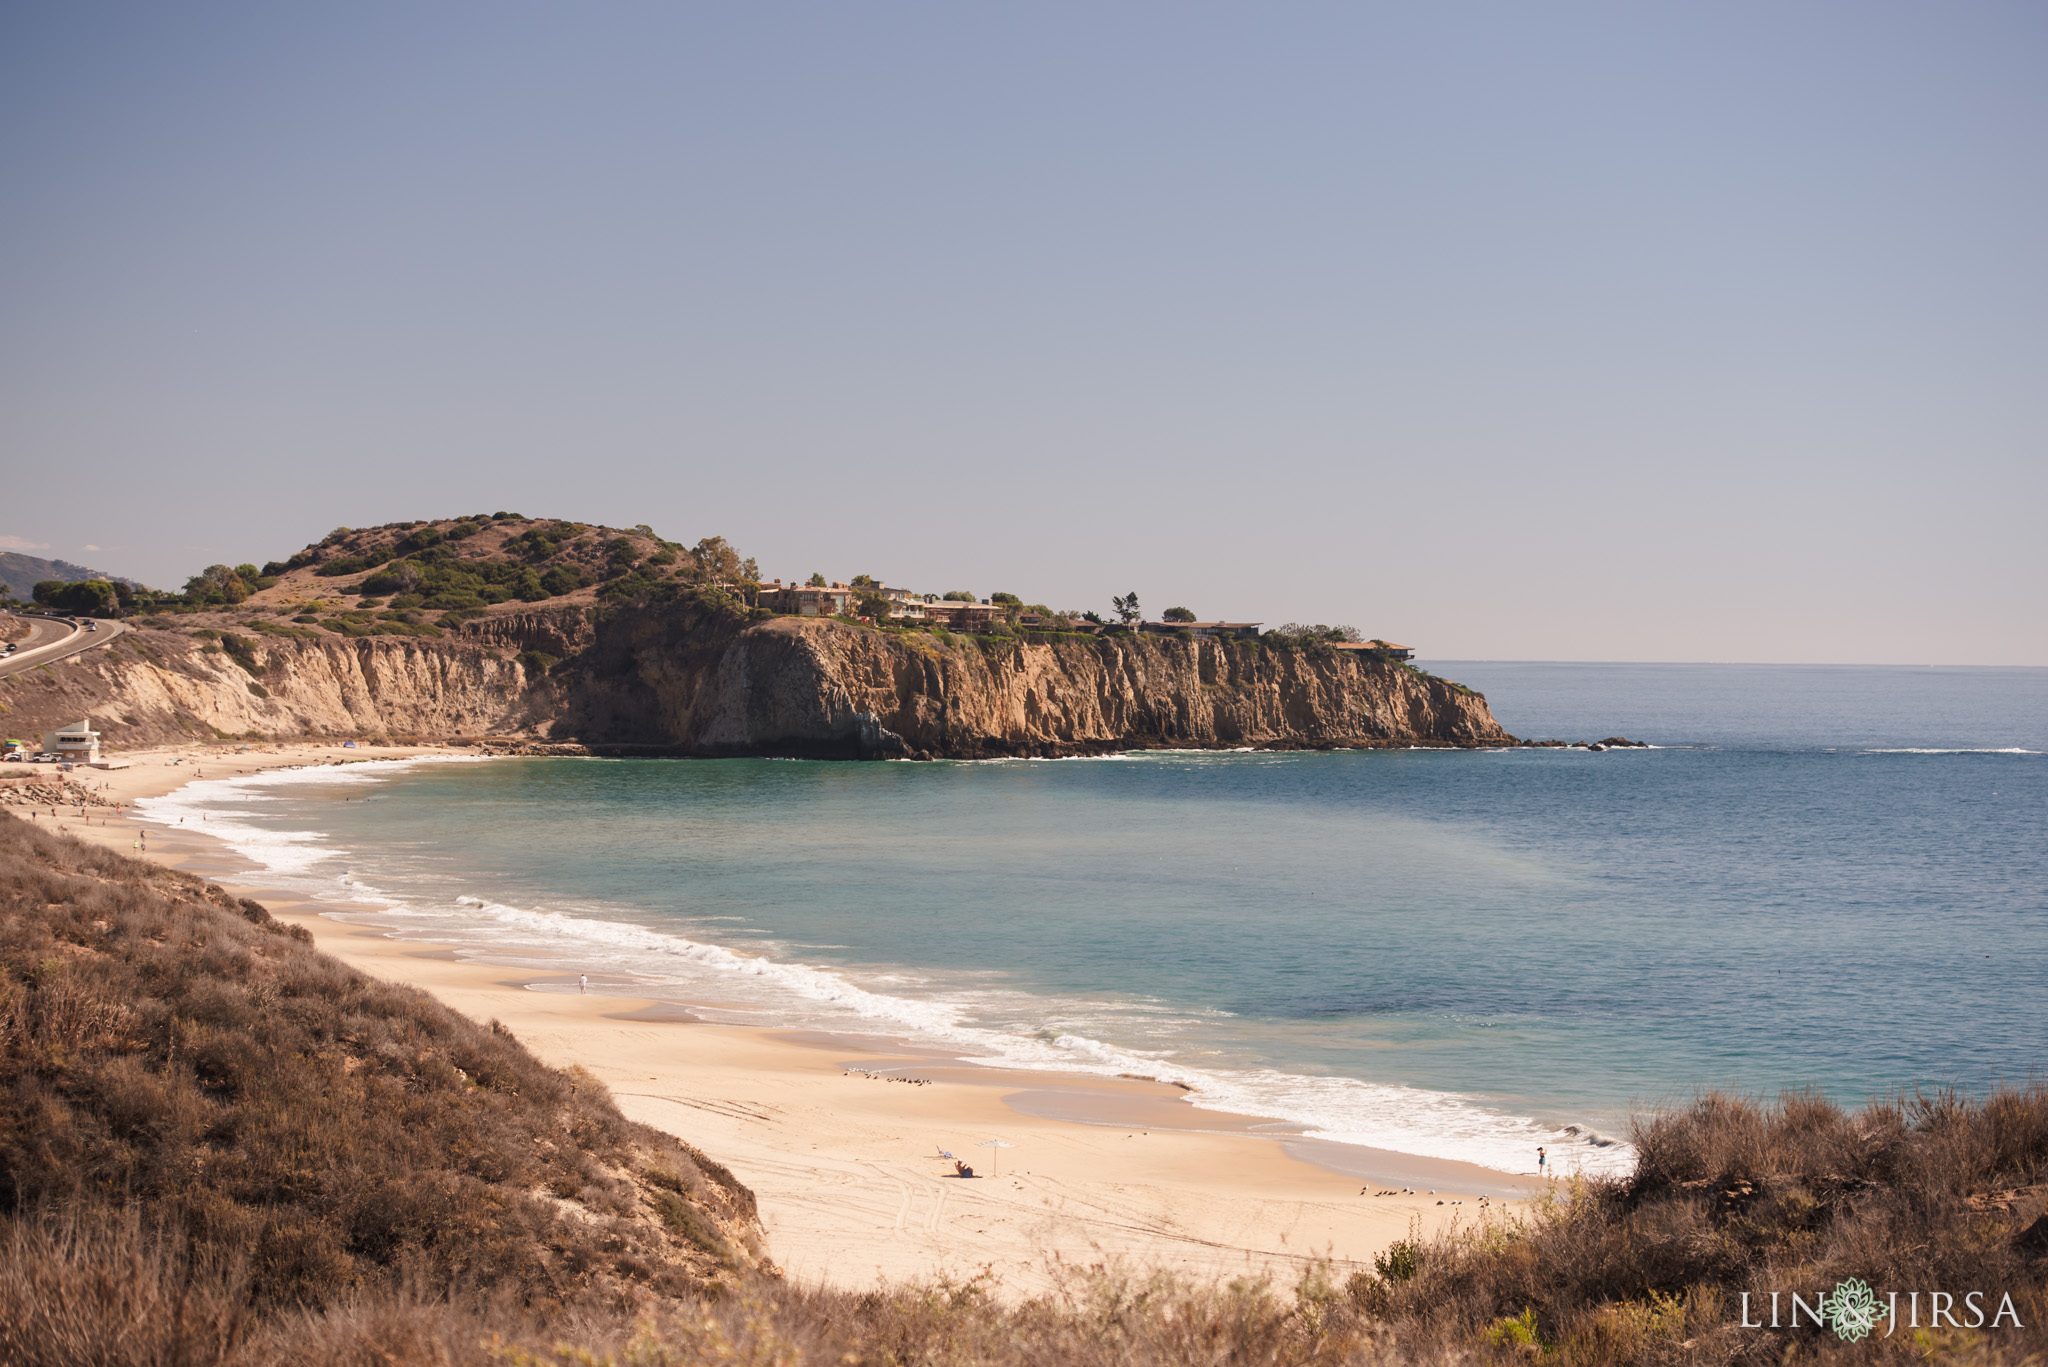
[
  {"xmin": 0, "ymin": 813, "xmax": 762, "ymax": 1325},
  {"xmin": 1351, "ymin": 1086, "xmax": 2048, "ymax": 1363},
  {"xmin": 2, "ymin": 812, "xmax": 2043, "ymax": 1365}
]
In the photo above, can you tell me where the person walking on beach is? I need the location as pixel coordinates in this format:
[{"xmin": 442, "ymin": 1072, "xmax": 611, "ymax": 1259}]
[
  {"xmin": 1537, "ymin": 1146, "xmax": 1548, "ymax": 1178},
  {"xmin": 579, "ymin": 974, "xmax": 588, "ymax": 994}
]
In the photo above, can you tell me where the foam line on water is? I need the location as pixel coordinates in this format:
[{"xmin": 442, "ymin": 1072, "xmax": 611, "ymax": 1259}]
[
  {"xmin": 1860, "ymin": 747, "xmax": 2039, "ymax": 755},
  {"xmin": 134, "ymin": 757, "xmax": 1634, "ymax": 1178},
  {"xmin": 133, "ymin": 756, "xmax": 488, "ymax": 875}
]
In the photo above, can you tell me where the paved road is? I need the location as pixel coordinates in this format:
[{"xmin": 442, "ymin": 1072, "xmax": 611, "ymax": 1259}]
[{"xmin": 0, "ymin": 613, "xmax": 128, "ymax": 679}]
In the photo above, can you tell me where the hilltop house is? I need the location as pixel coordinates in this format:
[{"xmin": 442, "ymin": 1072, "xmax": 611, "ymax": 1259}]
[
  {"xmin": 919, "ymin": 600, "xmax": 1000, "ymax": 630},
  {"xmin": 757, "ymin": 580, "xmax": 853, "ymax": 617},
  {"xmin": 1138, "ymin": 620, "xmax": 1263, "ymax": 640}
]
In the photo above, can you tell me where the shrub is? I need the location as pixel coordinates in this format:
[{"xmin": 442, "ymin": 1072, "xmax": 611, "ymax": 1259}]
[
  {"xmin": 539, "ymin": 565, "xmax": 587, "ymax": 597},
  {"xmin": 1374, "ymin": 1239, "xmax": 1419, "ymax": 1282},
  {"xmin": 1486, "ymin": 1307, "xmax": 1543, "ymax": 1352},
  {"xmin": 215, "ymin": 633, "xmax": 264, "ymax": 676},
  {"xmin": 31, "ymin": 579, "xmax": 120, "ymax": 617},
  {"xmin": 518, "ymin": 650, "xmax": 559, "ymax": 676},
  {"xmin": 313, "ymin": 553, "xmax": 390, "ymax": 578},
  {"xmin": 359, "ymin": 563, "xmax": 421, "ymax": 596}
]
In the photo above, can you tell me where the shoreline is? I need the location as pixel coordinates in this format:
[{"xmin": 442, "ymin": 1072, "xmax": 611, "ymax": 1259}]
[{"xmin": 32, "ymin": 741, "xmax": 1546, "ymax": 1293}]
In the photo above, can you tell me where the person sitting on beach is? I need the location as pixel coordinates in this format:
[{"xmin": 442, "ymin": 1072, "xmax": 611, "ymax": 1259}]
[{"xmin": 953, "ymin": 1160, "xmax": 975, "ymax": 1178}]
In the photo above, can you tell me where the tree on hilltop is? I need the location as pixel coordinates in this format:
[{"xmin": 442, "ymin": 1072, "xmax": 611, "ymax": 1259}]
[
  {"xmin": 1162, "ymin": 606, "xmax": 1195, "ymax": 622},
  {"xmin": 1111, "ymin": 592, "xmax": 1141, "ymax": 624},
  {"xmin": 182, "ymin": 564, "xmax": 251, "ymax": 605},
  {"xmin": 684, "ymin": 536, "xmax": 758, "ymax": 585}
]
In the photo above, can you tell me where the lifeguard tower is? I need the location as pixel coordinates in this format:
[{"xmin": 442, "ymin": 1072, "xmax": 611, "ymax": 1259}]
[{"xmin": 42, "ymin": 719, "xmax": 101, "ymax": 764}]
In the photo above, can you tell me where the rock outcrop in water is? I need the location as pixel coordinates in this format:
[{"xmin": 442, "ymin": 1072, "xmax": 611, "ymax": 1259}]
[{"xmin": 1, "ymin": 599, "xmax": 1511, "ymax": 757}]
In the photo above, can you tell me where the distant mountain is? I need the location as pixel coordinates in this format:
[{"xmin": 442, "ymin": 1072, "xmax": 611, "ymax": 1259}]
[{"xmin": 0, "ymin": 551, "xmax": 146, "ymax": 599}]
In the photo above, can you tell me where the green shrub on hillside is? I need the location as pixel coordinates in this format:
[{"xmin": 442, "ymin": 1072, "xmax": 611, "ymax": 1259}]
[
  {"xmin": 216, "ymin": 633, "xmax": 265, "ymax": 676},
  {"xmin": 313, "ymin": 551, "xmax": 393, "ymax": 578},
  {"xmin": 539, "ymin": 564, "xmax": 588, "ymax": 596}
]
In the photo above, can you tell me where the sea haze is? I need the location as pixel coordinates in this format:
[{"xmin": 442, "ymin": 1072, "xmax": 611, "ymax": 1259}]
[{"xmin": 139, "ymin": 663, "xmax": 2048, "ymax": 1176}]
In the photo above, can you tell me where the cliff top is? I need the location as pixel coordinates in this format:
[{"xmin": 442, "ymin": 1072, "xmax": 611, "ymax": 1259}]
[{"xmin": 122, "ymin": 514, "xmax": 748, "ymax": 640}]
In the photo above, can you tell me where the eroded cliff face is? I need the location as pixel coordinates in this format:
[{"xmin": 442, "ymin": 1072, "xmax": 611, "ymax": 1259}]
[
  {"xmin": 1, "ymin": 629, "xmax": 546, "ymax": 749},
  {"xmin": 3, "ymin": 605, "xmax": 1511, "ymax": 756},
  {"xmin": 558, "ymin": 607, "xmax": 1510, "ymax": 757}
]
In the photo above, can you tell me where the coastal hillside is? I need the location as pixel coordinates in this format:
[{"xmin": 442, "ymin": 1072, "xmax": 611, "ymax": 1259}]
[
  {"xmin": 0, "ymin": 812, "xmax": 766, "ymax": 1361},
  {"xmin": 0, "ymin": 514, "xmax": 1514, "ymax": 756}
]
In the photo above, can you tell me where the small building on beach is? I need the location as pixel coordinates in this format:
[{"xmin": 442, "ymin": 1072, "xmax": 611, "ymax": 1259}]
[{"xmin": 42, "ymin": 719, "xmax": 101, "ymax": 763}]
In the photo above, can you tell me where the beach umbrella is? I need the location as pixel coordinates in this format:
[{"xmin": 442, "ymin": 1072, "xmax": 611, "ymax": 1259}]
[{"xmin": 975, "ymin": 1138, "xmax": 1016, "ymax": 1176}]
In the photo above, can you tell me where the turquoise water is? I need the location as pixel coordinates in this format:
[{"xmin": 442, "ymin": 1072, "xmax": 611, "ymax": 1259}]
[{"xmin": 141, "ymin": 663, "xmax": 2048, "ymax": 1176}]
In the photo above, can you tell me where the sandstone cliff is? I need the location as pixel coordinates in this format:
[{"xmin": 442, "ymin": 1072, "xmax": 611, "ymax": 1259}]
[
  {"xmin": 561, "ymin": 604, "xmax": 1509, "ymax": 757},
  {"xmin": 0, "ymin": 628, "xmax": 546, "ymax": 749},
  {"xmin": 0, "ymin": 603, "xmax": 1511, "ymax": 756}
]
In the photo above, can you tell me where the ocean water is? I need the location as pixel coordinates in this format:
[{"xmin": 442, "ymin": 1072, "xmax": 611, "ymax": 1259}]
[{"xmin": 138, "ymin": 663, "xmax": 2048, "ymax": 1177}]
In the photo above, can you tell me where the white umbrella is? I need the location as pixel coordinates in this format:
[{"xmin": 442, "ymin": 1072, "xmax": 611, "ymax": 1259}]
[{"xmin": 975, "ymin": 1138, "xmax": 1016, "ymax": 1176}]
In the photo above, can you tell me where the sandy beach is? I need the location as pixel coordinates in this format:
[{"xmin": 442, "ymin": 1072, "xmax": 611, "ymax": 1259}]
[{"xmin": 24, "ymin": 742, "xmax": 1534, "ymax": 1296}]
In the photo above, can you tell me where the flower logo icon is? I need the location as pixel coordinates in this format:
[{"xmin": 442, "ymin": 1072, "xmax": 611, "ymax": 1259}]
[{"xmin": 1822, "ymin": 1278, "xmax": 1883, "ymax": 1342}]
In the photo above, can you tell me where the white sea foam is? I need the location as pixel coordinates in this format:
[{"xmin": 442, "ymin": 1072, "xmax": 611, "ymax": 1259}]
[
  {"xmin": 1860, "ymin": 747, "xmax": 2040, "ymax": 755},
  {"xmin": 135, "ymin": 756, "xmax": 1635, "ymax": 1179}
]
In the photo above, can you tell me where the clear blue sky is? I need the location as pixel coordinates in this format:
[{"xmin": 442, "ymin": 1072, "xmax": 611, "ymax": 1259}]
[{"xmin": 3, "ymin": 3, "xmax": 2042, "ymax": 663}]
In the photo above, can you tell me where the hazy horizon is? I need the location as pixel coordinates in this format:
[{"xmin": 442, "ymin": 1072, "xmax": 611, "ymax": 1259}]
[{"xmin": 4, "ymin": 4, "xmax": 2043, "ymax": 665}]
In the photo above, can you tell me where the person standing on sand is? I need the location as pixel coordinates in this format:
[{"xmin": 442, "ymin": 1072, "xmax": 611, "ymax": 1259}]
[
  {"xmin": 579, "ymin": 974, "xmax": 587, "ymax": 993},
  {"xmin": 1538, "ymin": 1146, "xmax": 1547, "ymax": 1178}
]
